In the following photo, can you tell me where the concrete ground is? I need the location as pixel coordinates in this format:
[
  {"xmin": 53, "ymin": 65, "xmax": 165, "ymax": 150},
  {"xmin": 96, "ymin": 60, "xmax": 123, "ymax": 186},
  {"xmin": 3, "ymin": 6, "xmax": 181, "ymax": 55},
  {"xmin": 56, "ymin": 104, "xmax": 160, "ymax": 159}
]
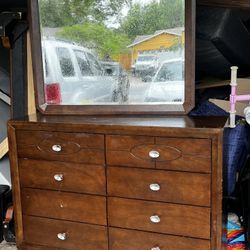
[{"xmin": 0, "ymin": 241, "xmax": 16, "ymax": 250}]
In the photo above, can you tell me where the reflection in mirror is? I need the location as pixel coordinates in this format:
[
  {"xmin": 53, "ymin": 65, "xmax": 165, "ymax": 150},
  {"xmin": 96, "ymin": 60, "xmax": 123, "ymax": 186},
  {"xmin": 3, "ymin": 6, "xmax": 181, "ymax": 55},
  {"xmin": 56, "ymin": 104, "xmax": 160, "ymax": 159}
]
[{"xmin": 38, "ymin": 0, "xmax": 185, "ymax": 105}]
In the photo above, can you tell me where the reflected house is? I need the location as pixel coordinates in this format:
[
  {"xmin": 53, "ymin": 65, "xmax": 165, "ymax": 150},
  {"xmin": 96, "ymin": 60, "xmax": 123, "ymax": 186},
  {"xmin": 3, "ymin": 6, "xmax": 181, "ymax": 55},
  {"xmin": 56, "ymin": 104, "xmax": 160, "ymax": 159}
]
[{"xmin": 128, "ymin": 27, "xmax": 185, "ymax": 66}]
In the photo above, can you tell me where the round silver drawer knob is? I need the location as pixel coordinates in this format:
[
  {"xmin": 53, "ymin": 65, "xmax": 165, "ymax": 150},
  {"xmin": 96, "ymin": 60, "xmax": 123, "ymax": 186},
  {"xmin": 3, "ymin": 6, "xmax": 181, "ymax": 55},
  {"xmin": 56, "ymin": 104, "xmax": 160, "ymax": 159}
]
[
  {"xmin": 52, "ymin": 144, "xmax": 62, "ymax": 152},
  {"xmin": 151, "ymin": 247, "xmax": 161, "ymax": 250},
  {"xmin": 150, "ymin": 215, "xmax": 161, "ymax": 224},
  {"xmin": 57, "ymin": 233, "xmax": 67, "ymax": 241},
  {"xmin": 149, "ymin": 150, "xmax": 160, "ymax": 159},
  {"xmin": 150, "ymin": 183, "xmax": 161, "ymax": 192},
  {"xmin": 54, "ymin": 174, "xmax": 64, "ymax": 182}
]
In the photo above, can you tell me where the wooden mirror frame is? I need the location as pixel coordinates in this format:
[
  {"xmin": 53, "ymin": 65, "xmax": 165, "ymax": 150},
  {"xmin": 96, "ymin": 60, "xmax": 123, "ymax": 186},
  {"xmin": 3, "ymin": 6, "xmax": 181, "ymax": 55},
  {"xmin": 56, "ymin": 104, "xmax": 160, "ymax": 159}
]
[
  {"xmin": 28, "ymin": 0, "xmax": 195, "ymax": 115},
  {"xmin": 197, "ymin": 0, "xmax": 250, "ymax": 8}
]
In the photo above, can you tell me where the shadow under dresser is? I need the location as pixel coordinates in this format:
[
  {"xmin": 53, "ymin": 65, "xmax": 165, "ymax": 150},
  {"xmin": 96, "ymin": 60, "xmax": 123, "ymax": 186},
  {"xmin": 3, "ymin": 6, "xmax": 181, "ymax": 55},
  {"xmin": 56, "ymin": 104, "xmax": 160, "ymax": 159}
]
[{"xmin": 7, "ymin": 114, "xmax": 227, "ymax": 250}]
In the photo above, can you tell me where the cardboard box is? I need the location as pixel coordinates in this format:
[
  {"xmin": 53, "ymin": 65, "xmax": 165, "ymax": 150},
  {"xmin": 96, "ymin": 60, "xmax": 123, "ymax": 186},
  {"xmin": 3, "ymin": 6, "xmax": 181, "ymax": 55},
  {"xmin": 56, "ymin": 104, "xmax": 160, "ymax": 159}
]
[
  {"xmin": 209, "ymin": 98, "xmax": 248, "ymax": 117},
  {"xmin": 0, "ymin": 99, "xmax": 10, "ymax": 159},
  {"xmin": 201, "ymin": 78, "xmax": 250, "ymax": 116}
]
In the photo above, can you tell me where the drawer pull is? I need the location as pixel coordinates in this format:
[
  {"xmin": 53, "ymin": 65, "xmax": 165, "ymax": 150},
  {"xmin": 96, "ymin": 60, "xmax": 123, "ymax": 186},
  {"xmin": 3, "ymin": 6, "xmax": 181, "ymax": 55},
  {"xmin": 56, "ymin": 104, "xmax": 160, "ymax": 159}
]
[
  {"xmin": 57, "ymin": 233, "xmax": 67, "ymax": 241},
  {"xmin": 52, "ymin": 144, "xmax": 62, "ymax": 152},
  {"xmin": 149, "ymin": 183, "xmax": 161, "ymax": 192},
  {"xmin": 150, "ymin": 215, "xmax": 161, "ymax": 224},
  {"xmin": 151, "ymin": 247, "xmax": 161, "ymax": 250},
  {"xmin": 54, "ymin": 174, "xmax": 64, "ymax": 182},
  {"xmin": 149, "ymin": 150, "xmax": 160, "ymax": 159}
]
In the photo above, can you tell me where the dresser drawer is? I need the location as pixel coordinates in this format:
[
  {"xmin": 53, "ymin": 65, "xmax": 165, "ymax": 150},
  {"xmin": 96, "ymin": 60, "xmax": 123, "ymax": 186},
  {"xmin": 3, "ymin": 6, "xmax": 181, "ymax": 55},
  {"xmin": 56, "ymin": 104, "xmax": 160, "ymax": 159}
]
[
  {"xmin": 108, "ymin": 197, "xmax": 210, "ymax": 239},
  {"xmin": 19, "ymin": 159, "xmax": 106, "ymax": 195},
  {"xmin": 109, "ymin": 228, "xmax": 210, "ymax": 250},
  {"xmin": 23, "ymin": 216, "xmax": 108, "ymax": 250},
  {"xmin": 16, "ymin": 130, "xmax": 104, "ymax": 164},
  {"xmin": 22, "ymin": 188, "xmax": 106, "ymax": 225},
  {"xmin": 107, "ymin": 167, "xmax": 210, "ymax": 206},
  {"xmin": 106, "ymin": 135, "xmax": 211, "ymax": 173},
  {"xmin": 107, "ymin": 135, "xmax": 155, "ymax": 168}
]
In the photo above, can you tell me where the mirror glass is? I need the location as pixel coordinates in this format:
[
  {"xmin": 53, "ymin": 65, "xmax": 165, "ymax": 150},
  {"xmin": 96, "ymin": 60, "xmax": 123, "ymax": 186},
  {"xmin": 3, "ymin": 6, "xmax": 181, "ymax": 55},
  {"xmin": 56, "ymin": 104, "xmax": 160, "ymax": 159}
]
[{"xmin": 37, "ymin": 0, "xmax": 185, "ymax": 106}]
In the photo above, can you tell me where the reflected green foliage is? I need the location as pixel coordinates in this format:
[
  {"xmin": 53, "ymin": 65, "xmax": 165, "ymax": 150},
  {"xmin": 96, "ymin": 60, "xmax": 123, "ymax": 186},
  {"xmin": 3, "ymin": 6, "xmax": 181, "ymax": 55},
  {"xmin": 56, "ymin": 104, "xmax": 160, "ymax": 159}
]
[
  {"xmin": 120, "ymin": 0, "xmax": 184, "ymax": 39},
  {"xmin": 39, "ymin": 0, "xmax": 132, "ymax": 26},
  {"xmin": 39, "ymin": 0, "xmax": 74, "ymax": 27},
  {"xmin": 39, "ymin": 0, "xmax": 184, "ymax": 57},
  {"xmin": 56, "ymin": 23, "xmax": 131, "ymax": 58}
]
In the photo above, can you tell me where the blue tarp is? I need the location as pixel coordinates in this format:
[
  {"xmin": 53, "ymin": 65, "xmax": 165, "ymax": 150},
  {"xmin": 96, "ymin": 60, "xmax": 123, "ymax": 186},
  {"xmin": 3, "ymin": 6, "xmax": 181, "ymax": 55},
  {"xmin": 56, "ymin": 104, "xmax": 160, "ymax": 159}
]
[{"xmin": 190, "ymin": 101, "xmax": 250, "ymax": 195}]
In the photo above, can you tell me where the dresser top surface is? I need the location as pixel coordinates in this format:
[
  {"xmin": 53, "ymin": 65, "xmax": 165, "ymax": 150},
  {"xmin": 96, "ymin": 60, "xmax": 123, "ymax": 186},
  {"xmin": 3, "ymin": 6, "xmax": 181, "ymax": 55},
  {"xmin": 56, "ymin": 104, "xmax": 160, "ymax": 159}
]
[{"xmin": 9, "ymin": 114, "xmax": 228, "ymax": 135}]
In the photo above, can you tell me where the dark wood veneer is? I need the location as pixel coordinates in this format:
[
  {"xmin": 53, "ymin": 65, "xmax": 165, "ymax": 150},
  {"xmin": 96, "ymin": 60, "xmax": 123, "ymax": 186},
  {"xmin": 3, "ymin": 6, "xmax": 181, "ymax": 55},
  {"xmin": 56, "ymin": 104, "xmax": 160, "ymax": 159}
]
[
  {"xmin": 23, "ymin": 216, "xmax": 108, "ymax": 250},
  {"xmin": 107, "ymin": 166, "xmax": 211, "ymax": 206},
  {"xmin": 198, "ymin": 0, "xmax": 250, "ymax": 8},
  {"xmin": 8, "ymin": 116, "xmax": 226, "ymax": 250},
  {"xmin": 16, "ymin": 130, "xmax": 105, "ymax": 164},
  {"xmin": 16, "ymin": 130, "xmax": 104, "ymax": 149},
  {"xmin": 107, "ymin": 135, "xmax": 212, "ymax": 172},
  {"xmin": 22, "ymin": 188, "xmax": 107, "ymax": 225},
  {"xmin": 108, "ymin": 197, "xmax": 211, "ymax": 239},
  {"xmin": 109, "ymin": 228, "xmax": 211, "ymax": 250},
  {"xmin": 19, "ymin": 159, "xmax": 106, "ymax": 195}
]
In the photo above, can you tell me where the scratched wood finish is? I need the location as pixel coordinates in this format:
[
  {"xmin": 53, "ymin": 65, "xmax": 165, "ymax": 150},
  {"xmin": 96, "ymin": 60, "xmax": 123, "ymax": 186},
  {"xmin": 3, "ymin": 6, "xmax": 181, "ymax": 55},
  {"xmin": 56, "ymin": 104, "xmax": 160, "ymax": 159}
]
[
  {"xmin": 23, "ymin": 216, "xmax": 108, "ymax": 250},
  {"xmin": 107, "ymin": 166, "xmax": 211, "ymax": 206},
  {"xmin": 19, "ymin": 159, "xmax": 106, "ymax": 195},
  {"xmin": 108, "ymin": 197, "xmax": 211, "ymax": 239},
  {"xmin": 109, "ymin": 228, "xmax": 211, "ymax": 250},
  {"xmin": 21, "ymin": 188, "xmax": 107, "ymax": 225}
]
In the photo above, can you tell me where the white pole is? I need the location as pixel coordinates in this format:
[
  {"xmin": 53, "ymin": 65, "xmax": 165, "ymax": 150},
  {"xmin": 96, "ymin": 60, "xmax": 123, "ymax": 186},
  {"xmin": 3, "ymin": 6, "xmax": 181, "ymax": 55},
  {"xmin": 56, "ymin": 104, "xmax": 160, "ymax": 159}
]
[
  {"xmin": 230, "ymin": 66, "xmax": 238, "ymax": 86},
  {"xmin": 229, "ymin": 66, "xmax": 238, "ymax": 128}
]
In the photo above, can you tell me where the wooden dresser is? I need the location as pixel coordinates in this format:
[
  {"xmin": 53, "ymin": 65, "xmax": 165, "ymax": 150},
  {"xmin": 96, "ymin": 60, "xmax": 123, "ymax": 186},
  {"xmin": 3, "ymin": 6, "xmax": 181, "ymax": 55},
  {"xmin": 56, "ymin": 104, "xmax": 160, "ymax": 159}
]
[{"xmin": 8, "ymin": 115, "xmax": 227, "ymax": 250}]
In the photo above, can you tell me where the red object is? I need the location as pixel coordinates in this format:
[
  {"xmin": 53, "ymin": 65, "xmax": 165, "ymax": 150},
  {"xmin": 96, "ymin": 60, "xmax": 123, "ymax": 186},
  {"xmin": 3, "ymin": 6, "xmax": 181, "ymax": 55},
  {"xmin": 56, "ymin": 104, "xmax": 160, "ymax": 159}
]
[{"xmin": 45, "ymin": 83, "xmax": 62, "ymax": 104}]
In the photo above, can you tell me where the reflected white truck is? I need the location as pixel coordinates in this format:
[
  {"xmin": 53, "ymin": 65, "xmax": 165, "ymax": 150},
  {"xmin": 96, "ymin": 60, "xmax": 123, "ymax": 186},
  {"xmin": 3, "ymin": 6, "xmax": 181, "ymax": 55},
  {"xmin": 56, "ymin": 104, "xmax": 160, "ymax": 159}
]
[
  {"xmin": 42, "ymin": 39, "xmax": 129, "ymax": 104},
  {"xmin": 134, "ymin": 54, "xmax": 159, "ymax": 77},
  {"xmin": 145, "ymin": 58, "xmax": 184, "ymax": 103}
]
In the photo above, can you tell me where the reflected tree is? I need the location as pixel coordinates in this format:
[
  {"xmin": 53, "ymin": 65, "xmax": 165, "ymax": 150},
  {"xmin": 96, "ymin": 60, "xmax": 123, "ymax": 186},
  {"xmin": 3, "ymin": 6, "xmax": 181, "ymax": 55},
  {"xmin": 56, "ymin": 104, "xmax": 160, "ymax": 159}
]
[
  {"xmin": 56, "ymin": 23, "xmax": 131, "ymax": 58},
  {"xmin": 120, "ymin": 0, "xmax": 184, "ymax": 39},
  {"xmin": 39, "ymin": 0, "xmax": 132, "ymax": 27},
  {"xmin": 39, "ymin": 0, "xmax": 184, "ymax": 58}
]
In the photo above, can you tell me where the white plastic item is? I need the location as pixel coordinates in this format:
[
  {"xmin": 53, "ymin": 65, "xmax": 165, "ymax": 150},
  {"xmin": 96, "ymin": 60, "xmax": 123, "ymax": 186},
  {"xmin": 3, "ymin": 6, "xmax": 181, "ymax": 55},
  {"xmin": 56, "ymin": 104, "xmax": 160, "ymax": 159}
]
[
  {"xmin": 244, "ymin": 106, "xmax": 250, "ymax": 125},
  {"xmin": 229, "ymin": 111, "xmax": 236, "ymax": 128},
  {"xmin": 230, "ymin": 66, "xmax": 238, "ymax": 86}
]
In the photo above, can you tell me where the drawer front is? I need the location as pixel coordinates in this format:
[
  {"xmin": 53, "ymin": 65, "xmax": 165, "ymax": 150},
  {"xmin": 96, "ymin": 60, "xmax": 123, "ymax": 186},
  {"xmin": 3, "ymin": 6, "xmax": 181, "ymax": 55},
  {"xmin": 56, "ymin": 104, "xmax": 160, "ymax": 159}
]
[
  {"xmin": 16, "ymin": 130, "xmax": 104, "ymax": 164},
  {"xmin": 106, "ymin": 135, "xmax": 211, "ymax": 173},
  {"xmin": 107, "ymin": 135, "xmax": 155, "ymax": 169},
  {"xmin": 155, "ymin": 137, "xmax": 211, "ymax": 157},
  {"xmin": 22, "ymin": 188, "xmax": 106, "ymax": 225},
  {"xmin": 107, "ymin": 167, "xmax": 210, "ymax": 206},
  {"xmin": 108, "ymin": 197, "xmax": 210, "ymax": 239},
  {"xmin": 106, "ymin": 135, "xmax": 154, "ymax": 150},
  {"xmin": 109, "ymin": 228, "xmax": 210, "ymax": 250},
  {"xmin": 23, "ymin": 216, "xmax": 108, "ymax": 250},
  {"xmin": 19, "ymin": 159, "xmax": 106, "ymax": 195}
]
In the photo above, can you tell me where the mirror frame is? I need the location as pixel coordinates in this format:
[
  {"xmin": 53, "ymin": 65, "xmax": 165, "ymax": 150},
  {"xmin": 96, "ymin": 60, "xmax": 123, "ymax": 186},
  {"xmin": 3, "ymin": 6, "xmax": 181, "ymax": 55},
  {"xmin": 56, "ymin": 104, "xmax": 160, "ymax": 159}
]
[{"xmin": 28, "ymin": 0, "xmax": 195, "ymax": 115}]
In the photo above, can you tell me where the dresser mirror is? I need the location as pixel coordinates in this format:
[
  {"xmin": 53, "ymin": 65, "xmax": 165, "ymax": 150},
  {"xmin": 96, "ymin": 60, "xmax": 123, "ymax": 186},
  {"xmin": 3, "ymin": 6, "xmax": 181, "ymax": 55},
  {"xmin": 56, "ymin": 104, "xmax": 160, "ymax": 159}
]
[{"xmin": 29, "ymin": 0, "xmax": 195, "ymax": 115}]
